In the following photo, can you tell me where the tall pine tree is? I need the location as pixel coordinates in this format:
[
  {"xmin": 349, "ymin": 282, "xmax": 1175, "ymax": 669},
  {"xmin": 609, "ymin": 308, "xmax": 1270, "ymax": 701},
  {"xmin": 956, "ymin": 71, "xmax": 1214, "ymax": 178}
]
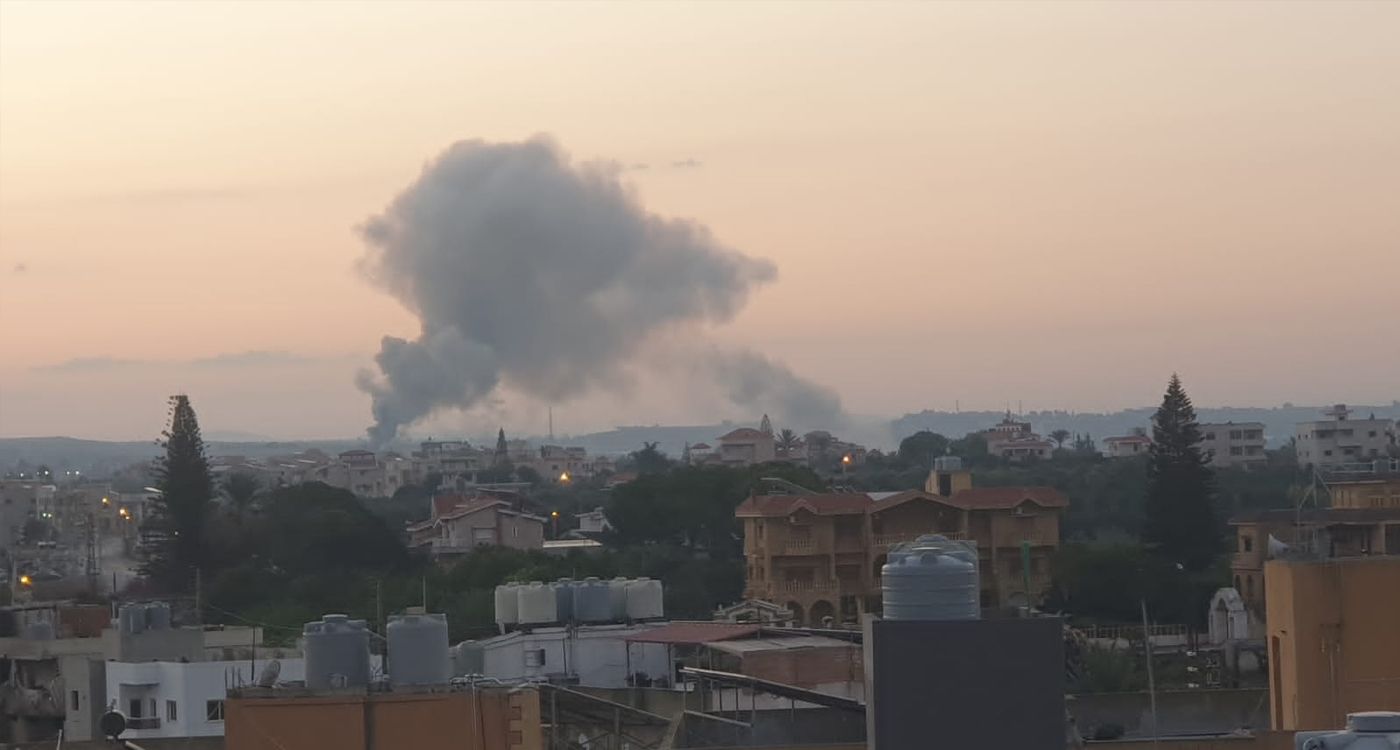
[
  {"xmin": 1142, "ymin": 374, "xmax": 1219, "ymax": 571},
  {"xmin": 140, "ymin": 394, "xmax": 214, "ymax": 592}
]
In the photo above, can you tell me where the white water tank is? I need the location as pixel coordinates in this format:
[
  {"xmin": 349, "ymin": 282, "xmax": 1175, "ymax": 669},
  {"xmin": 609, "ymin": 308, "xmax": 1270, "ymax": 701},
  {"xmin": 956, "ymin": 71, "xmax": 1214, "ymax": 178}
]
[
  {"xmin": 494, "ymin": 584, "xmax": 520, "ymax": 628},
  {"xmin": 518, "ymin": 581, "xmax": 558, "ymax": 625},
  {"xmin": 1295, "ymin": 712, "xmax": 1400, "ymax": 749},
  {"xmin": 608, "ymin": 578, "xmax": 630, "ymax": 620},
  {"xmin": 303, "ymin": 614, "xmax": 371, "ymax": 689},
  {"xmin": 451, "ymin": 641, "xmax": 484, "ymax": 676},
  {"xmin": 552, "ymin": 579, "xmax": 575, "ymax": 623},
  {"xmin": 387, "ymin": 612, "xmax": 449, "ymax": 686},
  {"xmin": 625, "ymin": 578, "xmax": 663, "ymax": 620},
  {"xmin": 573, "ymin": 577, "xmax": 612, "ymax": 623},
  {"xmin": 882, "ymin": 536, "xmax": 979, "ymax": 622}
]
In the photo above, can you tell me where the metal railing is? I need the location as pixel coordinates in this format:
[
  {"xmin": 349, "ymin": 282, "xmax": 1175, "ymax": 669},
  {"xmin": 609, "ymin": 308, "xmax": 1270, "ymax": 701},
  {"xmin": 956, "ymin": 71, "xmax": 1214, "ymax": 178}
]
[
  {"xmin": 780, "ymin": 579, "xmax": 839, "ymax": 593},
  {"xmin": 782, "ymin": 539, "xmax": 816, "ymax": 554},
  {"xmin": 873, "ymin": 531, "xmax": 966, "ymax": 547},
  {"xmin": 126, "ymin": 717, "xmax": 161, "ymax": 730}
]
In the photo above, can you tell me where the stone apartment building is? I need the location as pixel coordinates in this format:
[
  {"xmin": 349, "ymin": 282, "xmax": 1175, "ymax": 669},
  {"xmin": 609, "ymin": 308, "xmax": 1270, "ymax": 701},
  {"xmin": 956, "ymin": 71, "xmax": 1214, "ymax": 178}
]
[
  {"xmin": 735, "ymin": 457, "xmax": 1067, "ymax": 626},
  {"xmin": 1199, "ymin": 421, "xmax": 1268, "ymax": 468},
  {"xmin": 1295, "ymin": 404, "xmax": 1395, "ymax": 469}
]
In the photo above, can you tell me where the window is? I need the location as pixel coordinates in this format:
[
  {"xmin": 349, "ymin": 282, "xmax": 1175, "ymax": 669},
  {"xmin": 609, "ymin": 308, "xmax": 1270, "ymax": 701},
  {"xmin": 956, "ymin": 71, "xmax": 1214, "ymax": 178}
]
[
  {"xmin": 471, "ymin": 527, "xmax": 495, "ymax": 546},
  {"xmin": 524, "ymin": 648, "xmax": 547, "ymax": 668},
  {"xmin": 1243, "ymin": 536, "xmax": 1253, "ymax": 552},
  {"xmin": 70, "ymin": 690, "xmax": 79, "ymax": 712},
  {"xmin": 167, "ymin": 700, "xmax": 177, "ymax": 722},
  {"xmin": 129, "ymin": 699, "xmax": 143, "ymax": 718},
  {"xmin": 1230, "ymin": 447, "xmax": 1243, "ymax": 456},
  {"xmin": 206, "ymin": 700, "xmax": 225, "ymax": 722},
  {"xmin": 1204, "ymin": 432, "xmax": 1215, "ymax": 440},
  {"xmin": 1230, "ymin": 430, "xmax": 1242, "ymax": 440}
]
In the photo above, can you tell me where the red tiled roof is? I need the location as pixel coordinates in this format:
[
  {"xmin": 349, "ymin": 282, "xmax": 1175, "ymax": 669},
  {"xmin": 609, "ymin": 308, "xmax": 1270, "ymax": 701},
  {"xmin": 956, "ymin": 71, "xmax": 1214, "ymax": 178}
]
[
  {"xmin": 623, "ymin": 622, "xmax": 761, "ymax": 644},
  {"xmin": 735, "ymin": 493, "xmax": 873, "ymax": 517},
  {"xmin": 719, "ymin": 428, "xmax": 768, "ymax": 442},
  {"xmin": 432, "ymin": 494, "xmax": 468, "ymax": 519},
  {"xmin": 440, "ymin": 497, "xmax": 510, "ymax": 521},
  {"xmin": 951, "ymin": 486, "xmax": 1069, "ymax": 509}
]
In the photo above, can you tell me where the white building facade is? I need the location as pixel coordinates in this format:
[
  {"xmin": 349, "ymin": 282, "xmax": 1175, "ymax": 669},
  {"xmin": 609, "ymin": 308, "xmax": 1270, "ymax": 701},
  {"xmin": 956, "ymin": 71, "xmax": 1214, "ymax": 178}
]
[
  {"xmin": 104, "ymin": 658, "xmax": 305, "ymax": 739},
  {"xmin": 1296, "ymin": 405, "xmax": 1394, "ymax": 469},
  {"xmin": 1199, "ymin": 422, "xmax": 1268, "ymax": 468},
  {"xmin": 474, "ymin": 624, "xmax": 670, "ymax": 688}
]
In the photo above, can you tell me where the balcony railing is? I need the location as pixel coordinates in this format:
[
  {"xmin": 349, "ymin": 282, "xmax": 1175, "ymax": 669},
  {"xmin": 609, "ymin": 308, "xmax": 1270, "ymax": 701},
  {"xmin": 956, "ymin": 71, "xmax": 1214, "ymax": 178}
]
[
  {"xmin": 874, "ymin": 531, "xmax": 966, "ymax": 548},
  {"xmin": 780, "ymin": 579, "xmax": 839, "ymax": 593},
  {"xmin": 126, "ymin": 717, "xmax": 161, "ymax": 730},
  {"xmin": 782, "ymin": 539, "xmax": 817, "ymax": 555}
]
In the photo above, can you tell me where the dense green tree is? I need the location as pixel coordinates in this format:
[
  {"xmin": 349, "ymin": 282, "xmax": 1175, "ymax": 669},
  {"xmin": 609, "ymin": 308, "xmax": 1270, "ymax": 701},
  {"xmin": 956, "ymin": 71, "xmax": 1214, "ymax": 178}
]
[
  {"xmin": 897, "ymin": 430, "xmax": 949, "ymax": 468},
  {"xmin": 949, "ymin": 433, "xmax": 990, "ymax": 464},
  {"xmin": 494, "ymin": 428, "xmax": 509, "ymax": 465},
  {"xmin": 1049, "ymin": 429, "xmax": 1072, "ymax": 449},
  {"xmin": 140, "ymin": 395, "xmax": 215, "ymax": 592},
  {"xmin": 1142, "ymin": 375, "xmax": 1219, "ymax": 571},
  {"xmin": 630, "ymin": 442, "xmax": 671, "ymax": 475}
]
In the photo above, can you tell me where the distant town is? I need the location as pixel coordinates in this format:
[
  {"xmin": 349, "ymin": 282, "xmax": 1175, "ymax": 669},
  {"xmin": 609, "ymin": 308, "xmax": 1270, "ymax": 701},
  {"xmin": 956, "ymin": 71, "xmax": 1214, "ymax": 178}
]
[{"xmin": 1, "ymin": 390, "xmax": 1397, "ymax": 747}]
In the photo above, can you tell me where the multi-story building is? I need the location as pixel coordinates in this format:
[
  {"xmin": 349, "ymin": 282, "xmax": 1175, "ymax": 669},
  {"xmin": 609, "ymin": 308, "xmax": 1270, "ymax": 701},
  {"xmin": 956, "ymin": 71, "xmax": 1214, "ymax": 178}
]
[
  {"xmin": 1229, "ymin": 458, "xmax": 1400, "ymax": 619},
  {"xmin": 717, "ymin": 427, "xmax": 777, "ymax": 466},
  {"xmin": 1266, "ymin": 554, "xmax": 1400, "ymax": 731},
  {"xmin": 1102, "ymin": 430, "xmax": 1152, "ymax": 458},
  {"xmin": 1296, "ymin": 404, "xmax": 1395, "ymax": 469},
  {"xmin": 407, "ymin": 494, "xmax": 545, "ymax": 558},
  {"xmin": 736, "ymin": 457, "xmax": 1067, "ymax": 626},
  {"xmin": 1199, "ymin": 421, "xmax": 1267, "ymax": 468},
  {"xmin": 980, "ymin": 412, "xmax": 1055, "ymax": 462}
]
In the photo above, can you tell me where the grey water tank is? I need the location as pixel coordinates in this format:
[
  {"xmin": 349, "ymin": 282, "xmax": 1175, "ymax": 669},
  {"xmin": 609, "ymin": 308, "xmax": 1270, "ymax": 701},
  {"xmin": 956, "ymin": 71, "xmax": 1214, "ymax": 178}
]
[
  {"xmin": 882, "ymin": 537, "xmax": 980, "ymax": 621},
  {"xmin": 145, "ymin": 602, "xmax": 171, "ymax": 630},
  {"xmin": 303, "ymin": 614, "xmax": 371, "ymax": 689},
  {"xmin": 387, "ymin": 612, "xmax": 449, "ymax": 686},
  {"xmin": 625, "ymin": 578, "xmax": 663, "ymax": 620},
  {"xmin": 552, "ymin": 579, "xmax": 574, "ymax": 623},
  {"xmin": 451, "ymin": 641, "xmax": 484, "ymax": 677},
  {"xmin": 22, "ymin": 621, "xmax": 54, "ymax": 640},
  {"xmin": 1295, "ymin": 712, "xmax": 1400, "ymax": 749},
  {"xmin": 118, "ymin": 605, "xmax": 145, "ymax": 635},
  {"xmin": 573, "ymin": 577, "xmax": 612, "ymax": 623},
  {"xmin": 608, "ymin": 578, "xmax": 630, "ymax": 620}
]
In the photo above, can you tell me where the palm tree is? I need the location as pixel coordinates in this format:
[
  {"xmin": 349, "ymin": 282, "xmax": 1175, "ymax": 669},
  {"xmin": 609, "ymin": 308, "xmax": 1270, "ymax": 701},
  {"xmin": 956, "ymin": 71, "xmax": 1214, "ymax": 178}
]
[
  {"xmin": 776, "ymin": 428, "xmax": 800, "ymax": 458},
  {"xmin": 1049, "ymin": 429, "xmax": 1072, "ymax": 449},
  {"xmin": 223, "ymin": 472, "xmax": 261, "ymax": 518}
]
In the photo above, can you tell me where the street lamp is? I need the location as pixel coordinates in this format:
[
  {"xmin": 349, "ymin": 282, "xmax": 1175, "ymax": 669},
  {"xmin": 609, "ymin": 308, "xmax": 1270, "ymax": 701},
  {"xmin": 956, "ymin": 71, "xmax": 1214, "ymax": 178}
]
[
  {"xmin": 550, "ymin": 510, "xmax": 560, "ymax": 538},
  {"xmin": 559, "ymin": 471, "xmax": 570, "ymax": 483}
]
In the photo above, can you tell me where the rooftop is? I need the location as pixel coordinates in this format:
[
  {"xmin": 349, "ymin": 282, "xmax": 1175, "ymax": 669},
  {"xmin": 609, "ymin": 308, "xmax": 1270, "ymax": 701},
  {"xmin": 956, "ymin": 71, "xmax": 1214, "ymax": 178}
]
[{"xmin": 736, "ymin": 487, "xmax": 1069, "ymax": 517}]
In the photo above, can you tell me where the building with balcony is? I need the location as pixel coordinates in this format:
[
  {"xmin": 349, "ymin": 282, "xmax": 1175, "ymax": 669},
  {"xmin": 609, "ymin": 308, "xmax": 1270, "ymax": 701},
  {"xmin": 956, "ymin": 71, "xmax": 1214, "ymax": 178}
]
[
  {"xmin": 980, "ymin": 412, "xmax": 1055, "ymax": 462},
  {"xmin": 1296, "ymin": 404, "xmax": 1395, "ymax": 469},
  {"xmin": 716, "ymin": 425, "xmax": 777, "ymax": 466},
  {"xmin": 1228, "ymin": 459, "xmax": 1400, "ymax": 620},
  {"xmin": 1199, "ymin": 422, "xmax": 1267, "ymax": 468},
  {"xmin": 735, "ymin": 457, "xmax": 1067, "ymax": 626},
  {"xmin": 407, "ymin": 494, "xmax": 545, "ymax": 558}
]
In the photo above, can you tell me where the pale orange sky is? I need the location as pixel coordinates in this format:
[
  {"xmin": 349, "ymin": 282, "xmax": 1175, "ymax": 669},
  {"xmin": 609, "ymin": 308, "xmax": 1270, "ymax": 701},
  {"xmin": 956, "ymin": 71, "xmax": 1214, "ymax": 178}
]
[{"xmin": 1, "ymin": 1, "xmax": 1397, "ymax": 441}]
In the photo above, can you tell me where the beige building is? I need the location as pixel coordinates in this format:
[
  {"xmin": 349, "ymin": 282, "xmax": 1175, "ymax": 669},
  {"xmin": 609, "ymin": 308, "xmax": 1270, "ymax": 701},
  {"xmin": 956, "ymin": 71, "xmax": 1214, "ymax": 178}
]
[
  {"xmin": 1103, "ymin": 431, "xmax": 1152, "ymax": 458},
  {"xmin": 407, "ymin": 495, "xmax": 545, "ymax": 558},
  {"xmin": 1296, "ymin": 404, "xmax": 1395, "ymax": 469},
  {"xmin": 716, "ymin": 427, "xmax": 777, "ymax": 466},
  {"xmin": 1199, "ymin": 422, "xmax": 1267, "ymax": 468},
  {"xmin": 736, "ymin": 457, "xmax": 1067, "ymax": 625},
  {"xmin": 1266, "ymin": 555, "xmax": 1400, "ymax": 731},
  {"xmin": 981, "ymin": 412, "xmax": 1055, "ymax": 462}
]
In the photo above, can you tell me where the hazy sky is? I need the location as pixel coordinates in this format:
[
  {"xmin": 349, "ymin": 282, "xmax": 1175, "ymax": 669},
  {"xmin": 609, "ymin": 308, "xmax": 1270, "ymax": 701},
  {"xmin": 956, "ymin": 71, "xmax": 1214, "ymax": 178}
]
[{"xmin": 1, "ymin": 1, "xmax": 1397, "ymax": 441}]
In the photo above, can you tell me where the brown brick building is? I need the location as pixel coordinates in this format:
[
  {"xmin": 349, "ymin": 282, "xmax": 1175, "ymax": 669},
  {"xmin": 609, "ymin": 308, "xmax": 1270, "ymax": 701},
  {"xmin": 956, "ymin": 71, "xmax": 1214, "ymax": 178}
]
[{"xmin": 735, "ymin": 458, "xmax": 1067, "ymax": 625}]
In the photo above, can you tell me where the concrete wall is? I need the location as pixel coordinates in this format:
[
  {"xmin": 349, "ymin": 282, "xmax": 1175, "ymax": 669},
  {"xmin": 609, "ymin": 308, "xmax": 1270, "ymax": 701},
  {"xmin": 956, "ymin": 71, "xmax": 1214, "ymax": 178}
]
[
  {"xmin": 1070, "ymin": 689, "xmax": 1269, "ymax": 739},
  {"xmin": 1265, "ymin": 555, "xmax": 1400, "ymax": 730},
  {"xmin": 108, "ymin": 659, "xmax": 307, "ymax": 740},
  {"xmin": 678, "ymin": 707, "xmax": 865, "ymax": 748},
  {"xmin": 225, "ymin": 687, "xmax": 541, "ymax": 750},
  {"xmin": 57, "ymin": 655, "xmax": 105, "ymax": 742},
  {"xmin": 1089, "ymin": 732, "xmax": 1295, "ymax": 750},
  {"xmin": 478, "ymin": 625, "xmax": 670, "ymax": 687}
]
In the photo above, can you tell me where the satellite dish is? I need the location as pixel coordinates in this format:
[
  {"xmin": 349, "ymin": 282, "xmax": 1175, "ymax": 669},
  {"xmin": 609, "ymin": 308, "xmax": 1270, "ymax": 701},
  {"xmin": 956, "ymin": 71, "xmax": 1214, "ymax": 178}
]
[
  {"xmin": 1267, "ymin": 535, "xmax": 1291, "ymax": 559},
  {"xmin": 99, "ymin": 710, "xmax": 127, "ymax": 739},
  {"xmin": 257, "ymin": 659, "xmax": 282, "ymax": 688}
]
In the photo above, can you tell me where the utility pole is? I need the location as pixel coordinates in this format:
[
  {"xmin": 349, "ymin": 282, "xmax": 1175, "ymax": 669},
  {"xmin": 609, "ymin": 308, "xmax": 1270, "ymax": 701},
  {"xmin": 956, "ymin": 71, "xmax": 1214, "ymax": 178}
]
[{"xmin": 1141, "ymin": 598, "xmax": 1159, "ymax": 746}]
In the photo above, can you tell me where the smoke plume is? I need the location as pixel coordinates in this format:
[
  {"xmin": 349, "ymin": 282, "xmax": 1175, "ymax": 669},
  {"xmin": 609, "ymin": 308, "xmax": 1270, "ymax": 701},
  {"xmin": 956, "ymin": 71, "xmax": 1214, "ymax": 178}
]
[{"xmin": 357, "ymin": 136, "xmax": 842, "ymax": 444}]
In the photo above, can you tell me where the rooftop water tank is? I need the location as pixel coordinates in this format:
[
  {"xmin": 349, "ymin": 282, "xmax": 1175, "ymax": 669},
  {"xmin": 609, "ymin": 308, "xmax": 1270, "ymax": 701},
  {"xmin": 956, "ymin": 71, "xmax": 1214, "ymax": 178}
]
[
  {"xmin": 518, "ymin": 581, "xmax": 558, "ymax": 625},
  {"xmin": 145, "ymin": 602, "xmax": 171, "ymax": 631},
  {"xmin": 451, "ymin": 641, "xmax": 484, "ymax": 677},
  {"xmin": 1295, "ymin": 712, "xmax": 1400, "ymax": 750},
  {"xmin": 933, "ymin": 455, "xmax": 963, "ymax": 472},
  {"xmin": 494, "ymin": 584, "xmax": 520, "ymax": 629},
  {"xmin": 552, "ymin": 579, "xmax": 575, "ymax": 624},
  {"xmin": 117, "ymin": 605, "xmax": 145, "ymax": 635},
  {"xmin": 386, "ymin": 612, "xmax": 449, "ymax": 686},
  {"xmin": 573, "ymin": 577, "xmax": 612, "ymax": 623},
  {"xmin": 626, "ymin": 578, "xmax": 664, "ymax": 620},
  {"xmin": 882, "ymin": 536, "xmax": 979, "ymax": 622},
  {"xmin": 608, "ymin": 578, "xmax": 630, "ymax": 620},
  {"xmin": 303, "ymin": 614, "xmax": 371, "ymax": 689}
]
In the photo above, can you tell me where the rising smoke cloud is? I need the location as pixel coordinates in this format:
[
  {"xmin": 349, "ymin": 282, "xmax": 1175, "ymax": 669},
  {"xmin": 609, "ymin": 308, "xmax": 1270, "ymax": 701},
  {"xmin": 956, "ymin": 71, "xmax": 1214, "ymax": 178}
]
[{"xmin": 356, "ymin": 136, "xmax": 842, "ymax": 444}]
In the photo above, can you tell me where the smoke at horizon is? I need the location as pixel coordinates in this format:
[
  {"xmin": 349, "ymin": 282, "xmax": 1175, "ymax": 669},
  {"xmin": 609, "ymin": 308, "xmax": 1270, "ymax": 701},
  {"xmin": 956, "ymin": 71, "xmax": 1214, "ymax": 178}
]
[{"xmin": 356, "ymin": 136, "xmax": 844, "ymax": 444}]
